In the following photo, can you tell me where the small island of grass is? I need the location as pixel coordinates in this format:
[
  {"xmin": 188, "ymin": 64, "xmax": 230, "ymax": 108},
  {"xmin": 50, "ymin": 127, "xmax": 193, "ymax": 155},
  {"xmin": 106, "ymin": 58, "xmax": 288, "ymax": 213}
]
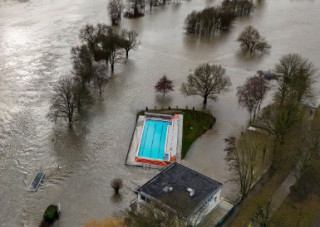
[{"xmin": 138, "ymin": 108, "xmax": 215, "ymax": 159}]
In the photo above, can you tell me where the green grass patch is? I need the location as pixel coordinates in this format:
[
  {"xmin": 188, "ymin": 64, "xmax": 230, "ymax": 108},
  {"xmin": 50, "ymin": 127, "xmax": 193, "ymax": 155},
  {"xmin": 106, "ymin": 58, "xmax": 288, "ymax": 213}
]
[
  {"xmin": 181, "ymin": 109, "xmax": 215, "ymax": 158},
  {"xmin": 137, "ymin": 109, "xmax": 215, "ymax": 159}
]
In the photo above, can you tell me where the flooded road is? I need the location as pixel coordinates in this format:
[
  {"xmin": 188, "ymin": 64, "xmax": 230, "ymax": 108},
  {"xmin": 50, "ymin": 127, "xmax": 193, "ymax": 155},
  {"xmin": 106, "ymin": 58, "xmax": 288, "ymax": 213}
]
[{"xmin": 0, "ymin": 0, "xmax": 319, "ymax": 226}]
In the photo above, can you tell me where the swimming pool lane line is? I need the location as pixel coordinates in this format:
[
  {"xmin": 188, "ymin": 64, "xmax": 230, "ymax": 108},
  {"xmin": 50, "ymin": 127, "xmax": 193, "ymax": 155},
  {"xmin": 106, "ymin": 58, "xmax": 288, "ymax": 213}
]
[
  {"xmin": 157, "ymin": 124, "xmax": 164, "ymax": 159},
  {"xmin": 149, "ymin": 123, "xmax": 157, "ymax": 158},
  {"xmin": 140, "ymin": 122, "xmax": 150, "ymax": 156}
]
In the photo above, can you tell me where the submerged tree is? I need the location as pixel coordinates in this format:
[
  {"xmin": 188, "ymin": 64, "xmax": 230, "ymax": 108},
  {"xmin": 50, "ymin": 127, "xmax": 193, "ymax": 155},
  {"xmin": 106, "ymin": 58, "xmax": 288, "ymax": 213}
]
[
  {"xmin": 98, "ymin": 28, "xmax": 124, "ymax": 73},
  {"xmin": 184, "ymin": 7, "xmax": 232, "ymax": 36},
  {"xmin": 107, "ymin": 0, "xmax": 125, "ymax": 26},
  {"xmin": 79, "ymin": 24, "xmax": 110, "ymax": 54},
  {"xmin": 237, "ymin": 74, "xmax": 269, "ymax": 123},
  {"xmin": 48, "ymin": 78, "xmax": 89, "ymax": 125},
  {"xmin": 237, "ymin": 26, "xmax": 271, "ymax": 54},
  {"xmin": 180, "ymin": 63, "xmax": 231, "ymax": 107},
  {"xmin": 111, "ymin": 178, "xmax": 123, "ymax": 194},
  {"xmin": 154, "ymin": 75, "xmax": 174, "ymax": 97},
  {"xmin": 71, "ymin": 45, "xmax": 94, "ymax": 85},
  {"xmin": 184, "ymin": 11, "xmax": 200, "ymax": 34},
  {"xmin": 184, "ymin": 0, "xmax": 253, "ymax": 36},
  {"xmin": 222, "ymin": 0, "xmax": 254, "ymax": 17},
  {"xmin": 92, "ymin": 61, "xmax": 108, "ymax": 94},
  {"xmin": 125, "ymin": 0, "xmax": 145, "ymax": 18},
  {"xmin": 121, "ymin": 29, "xmax": 140, "ymax": 59}
]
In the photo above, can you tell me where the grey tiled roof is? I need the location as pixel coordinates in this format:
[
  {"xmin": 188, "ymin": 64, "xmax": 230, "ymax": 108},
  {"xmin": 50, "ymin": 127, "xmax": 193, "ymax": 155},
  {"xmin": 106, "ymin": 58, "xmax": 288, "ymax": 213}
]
[{"xmin": 137, "ymin": 162, "xmax": 222, "ymax": 217}]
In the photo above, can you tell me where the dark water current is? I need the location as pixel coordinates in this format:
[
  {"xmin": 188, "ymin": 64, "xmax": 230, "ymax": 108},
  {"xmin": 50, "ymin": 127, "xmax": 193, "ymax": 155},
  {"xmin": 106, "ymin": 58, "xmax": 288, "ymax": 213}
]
[{"xmin": 0, "ymin": 0, "xmax": 319, "ymax": 226}]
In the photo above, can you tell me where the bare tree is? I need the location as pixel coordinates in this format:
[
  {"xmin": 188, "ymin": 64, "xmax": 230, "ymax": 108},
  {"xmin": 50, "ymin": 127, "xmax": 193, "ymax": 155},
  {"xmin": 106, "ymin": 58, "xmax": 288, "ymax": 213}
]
[
  {"xmin": 184, "ymin": 7, "xmax": 225, "ymax": 36},
  {"xmin": 218, "ymin": 7, "xmax": 236, "ymax": 30},
  {"xmin": 98, "ymin": 28, "xmax": 124, "ymax": 73},
  {"xmin": 121, "ymin": 29, "xmax": 140, "ymax": 59},
  {"xmin": 260, "ymin": 54, "xmax": 317, "ymax": 157},
  {"xmin": 180, "ymin": 63, "xmax": 231, "ymax": 107},
  {"xmin": 92, "ymin": 61, "xmax": 108, "ymax": 94},
  {"xmin": 147, "ymin": 0, "xmax": 156, "ymax": 9},
  {"xmin": 184, "ymin": 0, "xmax": 253, "ymax": 36},
  {"xmin": 237, "ymin": 26, "xmax": 271, "ymax": 54},
  {"xmin": 184, "ymin": 11, "xmax": 200, "ymax": 34},
  {"xmin": 71, "ymin": 45, "xmax": 93, "ymax": 85},
  {"xmin": 125, "ymin": 0, "xmax": 145, "ymax": 17},
  {"xmin": 107, "ymin": 0, "xmax": 124, "ymax": 26},
  {"xmin": 274, "ymin": 53, "xmax": 316, "ymax": 106},
  {"xmin": 111, "ymin": 178, "xmax": 123, "ymax": 194},
  {"xmin": 48, "ymin": 79, "xmax": 78, "ymax": 125},
  {"xmin": 79, "ymin": 24, "xmax": 110, "ymax": 53},
  {"xmin": 222, "ymin": 0, "xmax": 254, "ymax": 17},
  {"xmin": 155, "ymin": 75, "xmax": 174, "ymax": 97},
  {"xmin": 253, "ymin": 200, "xmax": 272, "ymax": 227},
  {"xmin": 224, "ymin": 135, "xmax": 263, "ymax": 196},
  {"xmin": 237, "ymin": 74, "xmax": 269, "ymax": 124}
]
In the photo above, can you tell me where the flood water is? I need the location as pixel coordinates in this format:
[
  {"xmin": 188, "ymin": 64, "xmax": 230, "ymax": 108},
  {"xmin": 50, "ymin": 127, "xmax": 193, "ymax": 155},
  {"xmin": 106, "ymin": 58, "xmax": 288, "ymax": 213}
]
[{"xmin": 0, "ymin": 0, "xmax": 319, "ymax": 226}]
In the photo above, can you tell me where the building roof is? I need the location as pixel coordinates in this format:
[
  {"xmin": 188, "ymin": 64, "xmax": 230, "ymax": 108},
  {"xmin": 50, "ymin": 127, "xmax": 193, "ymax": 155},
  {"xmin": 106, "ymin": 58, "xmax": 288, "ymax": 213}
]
[{"xmin": 137, "ymin": 162, "xmax": 222, "ymax": 218}]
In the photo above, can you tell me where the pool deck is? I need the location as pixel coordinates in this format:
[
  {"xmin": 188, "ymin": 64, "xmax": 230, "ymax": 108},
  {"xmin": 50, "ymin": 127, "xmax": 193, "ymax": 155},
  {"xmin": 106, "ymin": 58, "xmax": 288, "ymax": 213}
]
[{"xmin": 126, "ymin": 114, "xmax": 183, "ymax": 168}]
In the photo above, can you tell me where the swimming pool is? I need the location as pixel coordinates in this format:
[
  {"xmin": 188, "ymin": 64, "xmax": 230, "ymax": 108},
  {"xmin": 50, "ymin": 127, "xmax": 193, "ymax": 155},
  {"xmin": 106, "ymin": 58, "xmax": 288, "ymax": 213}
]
[{"xmin": 137, "ymin": 119, "xmax": 172, "ymax": 160}]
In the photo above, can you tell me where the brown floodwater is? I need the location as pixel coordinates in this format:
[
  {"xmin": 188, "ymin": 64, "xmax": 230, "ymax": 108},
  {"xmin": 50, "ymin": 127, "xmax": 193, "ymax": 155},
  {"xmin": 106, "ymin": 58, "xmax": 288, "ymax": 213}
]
[{"xmin": 0, "ymin": 0, "xmax": 319, "ymax": 226}]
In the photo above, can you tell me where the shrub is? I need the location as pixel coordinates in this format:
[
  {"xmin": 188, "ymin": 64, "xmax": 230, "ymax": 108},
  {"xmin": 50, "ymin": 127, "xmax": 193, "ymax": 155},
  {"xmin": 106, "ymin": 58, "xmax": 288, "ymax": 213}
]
[
  {"xmin": 43, "ymin": 205, "xmax": 58, "ymax": 224},
  {"xmin": 111, "ymin": 178, "xmax": 123, "ymax": 194}
]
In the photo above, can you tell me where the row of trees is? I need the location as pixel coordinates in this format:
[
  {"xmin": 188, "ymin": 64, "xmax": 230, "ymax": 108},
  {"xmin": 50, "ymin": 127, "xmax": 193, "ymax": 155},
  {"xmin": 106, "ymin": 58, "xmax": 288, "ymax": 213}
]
[
  {"xmin": 124, "ymin": 0, "xmax": 181, "ymax": 18},
  {"xmin": 107, "ymin": 0, "xmax": 181, "ymax": 24},
  {"xmin": 260, "ymin": 54, "xmax": 316, "ymax": 158},
  {"xmin": 225, "ymin": 53, "xmax": 318, "ymax": 198},
  {"xmin": 48, "ymin": 24, "xmax": 140, "ymax": 125},
  {"xmin": 184, "ymin": 0, "xmax": 254, "ymax": 35}
]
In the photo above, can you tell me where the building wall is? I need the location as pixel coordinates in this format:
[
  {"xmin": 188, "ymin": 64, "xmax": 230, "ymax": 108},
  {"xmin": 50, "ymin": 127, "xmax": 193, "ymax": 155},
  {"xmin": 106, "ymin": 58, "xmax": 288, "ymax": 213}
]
[
  {"xmin": 189, "ymin": 188, "xmax": 222, "ymax": 226},
  {"xmin": 137, "ymin": 188, "xmax": 222, "ymax": 226}
]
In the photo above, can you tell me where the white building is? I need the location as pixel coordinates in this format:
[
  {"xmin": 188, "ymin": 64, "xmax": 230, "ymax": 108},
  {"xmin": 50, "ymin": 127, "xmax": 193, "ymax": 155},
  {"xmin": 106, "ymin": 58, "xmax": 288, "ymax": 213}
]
[{"xmin": 135, "ymin": 162, "xmax": 223, "ymax": 226}]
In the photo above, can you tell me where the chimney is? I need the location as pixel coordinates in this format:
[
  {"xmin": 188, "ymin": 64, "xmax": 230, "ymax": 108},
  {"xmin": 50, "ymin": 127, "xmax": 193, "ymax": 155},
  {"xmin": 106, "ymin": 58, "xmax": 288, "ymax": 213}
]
[{"xmin": 187, "ymin": 187, "xmax": 195, "ymax": 197}]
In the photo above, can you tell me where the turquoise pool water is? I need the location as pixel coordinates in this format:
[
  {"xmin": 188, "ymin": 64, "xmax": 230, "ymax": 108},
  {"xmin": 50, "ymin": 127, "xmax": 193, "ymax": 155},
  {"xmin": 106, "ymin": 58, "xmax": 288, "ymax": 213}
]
[{"xmin": 138, "ymin": 119, "xmax": 171, "ymax": 160}]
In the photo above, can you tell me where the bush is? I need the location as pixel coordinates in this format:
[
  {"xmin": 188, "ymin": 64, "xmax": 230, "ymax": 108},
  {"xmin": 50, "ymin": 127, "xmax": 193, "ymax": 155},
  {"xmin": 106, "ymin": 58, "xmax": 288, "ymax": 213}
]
[
  {"xmin": 43, "ymin": 205, "xmax": 58, "ymax": 224},
  {"xmin": 111, "ymin": 178, "xmax": 123, "ymax": 194}
]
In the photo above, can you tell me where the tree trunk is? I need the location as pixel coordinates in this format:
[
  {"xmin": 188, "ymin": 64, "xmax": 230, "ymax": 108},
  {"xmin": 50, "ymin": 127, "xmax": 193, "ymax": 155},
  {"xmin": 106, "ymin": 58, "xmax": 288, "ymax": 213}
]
[
  {"xmin": 203, "ymin": 95, "xmax": 208, "ymax": 107},
  {"xmin": 111, "ymin": 63, "xmax": 114, "ymax": 73},
  {"xmin": 68, "ymin": 111, "xmax": 73, "ymax": 125},
  {"xmin": 134, "ymin": 2, "xmax": 139, "ymax": 16},
  {"xmin": 250, "ymin": 47, "xmax": 253, "ymax": 54},
  {"xmin": 126, "ymin": 49, "xmax": 129, "ymax": 59}
]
